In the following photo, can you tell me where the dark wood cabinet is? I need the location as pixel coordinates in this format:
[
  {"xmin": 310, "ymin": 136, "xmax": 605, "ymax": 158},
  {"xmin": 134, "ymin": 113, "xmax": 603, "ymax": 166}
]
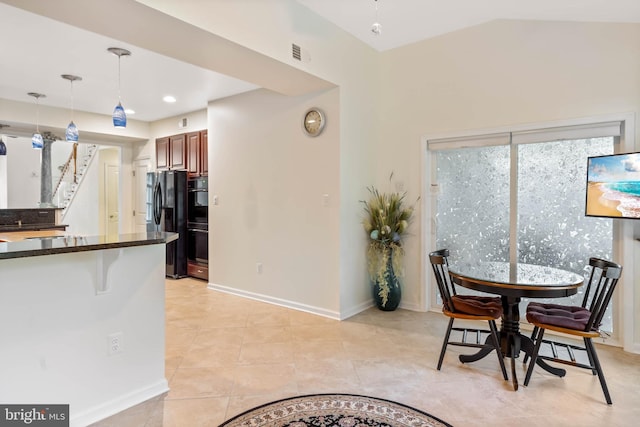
[
  {"xmin": 200, "ymin": 130, "xmax": 208, "ymax": 176},
  {"xmin": 155, "ymin": 137, "xmax": 170, "ymax": 169},
  {"xmin": 169, "ymin": 134, "xmax": 187, "ymax": 169},
  {"xmin": 186, "ymin": 131, "xmax": 201, "ymax": 177},
  {"xmin": 187, "ymin": 262, "xmax": 208, "ymax": 281},
  {"xmin": 186, "ymin": 130, "xmax": 208, "ymax": 177},
  {"xmin": 156, "ymin": 130, "xmax": 206, "ymax": 175}
]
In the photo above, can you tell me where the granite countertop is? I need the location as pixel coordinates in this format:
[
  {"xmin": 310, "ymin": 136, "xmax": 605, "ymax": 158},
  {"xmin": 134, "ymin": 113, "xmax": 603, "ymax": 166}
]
[
  {"xmin": 0, "ymin": 224, "xmax": 68, "ymax": 232},
  {"xmin": 0, "ymin": 232, "xmax": 178, "ymax": 260}
]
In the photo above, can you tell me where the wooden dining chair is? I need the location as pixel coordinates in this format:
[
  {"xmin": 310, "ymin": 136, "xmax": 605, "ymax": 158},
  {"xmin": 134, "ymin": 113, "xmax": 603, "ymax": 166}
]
[
  {"xmin": 429, "ymin": 249, "xmax": 508, "ymax": 380},
  {"xmin": 523, "ymin": 257, "xmax": 622, "ymax": 404}
]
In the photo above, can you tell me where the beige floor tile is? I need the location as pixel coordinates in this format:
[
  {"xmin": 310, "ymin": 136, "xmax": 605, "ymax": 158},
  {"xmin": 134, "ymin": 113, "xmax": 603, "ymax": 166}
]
[
  {"xmin": 295, "ymin": 359, "xmax": 360, "ymax": 393},
  {"xmin": 89, "ymin": 395, "xmax": 161, "ymax": 427},
  {"xmin": 91, "ymin": 278, "xmax": 640, "ymax": 427},
  {"xmin": 246, "ymin": 309, "xmax": 291, "ymax": 327},
  {"xmin": 237, "ymin": 341, "xmax": 295, "ymax": 365},
  {"xmin": 292, "ymin": 339, "xmax": 349, "ymax": 361},
  {"xmin": 148, "ymin": 397, "xmax": 229, "ymax": 427},
  {"xmin": 231, "ymin": 363, "xmax": 298, "ymax": 396},
  {"xmin": 167, "ymin": 366, "xmax": 236, "ymax": 399},
  {"xmin": 241, "ymin": 325, "xmax": 292, "ymax": 344},
  {"xmin": 290, "ymin": 324, "xmax": 343, "ymax": 341}
]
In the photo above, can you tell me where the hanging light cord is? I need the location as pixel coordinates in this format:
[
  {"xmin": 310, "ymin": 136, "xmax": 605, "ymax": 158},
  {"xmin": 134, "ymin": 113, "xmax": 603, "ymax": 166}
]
[
  {"xmin": 117, "ymin": 54, "xmax": 122, "ymax": 102},
  {"xmin": 35, "ymin": 97, "xmax": 40, "ymax": 133},
  {"xmin": 69, "ymin": 79, "xmax": 75, "ymax": 122},
  {"xmin": 372, "ymin": 0, "xmax": 382, "ymax": 36}
]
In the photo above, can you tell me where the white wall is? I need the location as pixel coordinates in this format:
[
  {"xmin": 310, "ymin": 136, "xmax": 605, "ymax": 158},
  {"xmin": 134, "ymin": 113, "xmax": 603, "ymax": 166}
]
[
  {"xmin": 64, "ymin": 148, "xmax": 101, "ymax": 236},
  {"xmin": 4, "ymin": 136, "xmax": 40, "ymax": 207},
  {"xmin": 2, "ymin": 136, "xmax": 76, "ymax": 208},
  {"xmin": 208, "ymin": 88, "xmax": 341, "ymax": 317},
  {"xmin": 0, "ymin": 245, "xmax": 168, "ymax": 426},
  {"xmin": 139, "ymin": 0, "xmax": 381, "ymax": 318}
]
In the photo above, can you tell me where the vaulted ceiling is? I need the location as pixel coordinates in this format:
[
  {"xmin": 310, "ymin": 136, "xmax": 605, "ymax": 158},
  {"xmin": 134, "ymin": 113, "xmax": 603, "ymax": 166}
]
[{"xmin": 1, "ymin": 0, "xmax": 638, "ymax": 129}]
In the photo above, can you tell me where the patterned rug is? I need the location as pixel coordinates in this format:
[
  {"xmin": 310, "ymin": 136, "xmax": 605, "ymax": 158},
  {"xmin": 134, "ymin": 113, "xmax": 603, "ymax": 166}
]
[{"xmin": 219, "ymin": 393, "xmax": 452, "ymax": 427}]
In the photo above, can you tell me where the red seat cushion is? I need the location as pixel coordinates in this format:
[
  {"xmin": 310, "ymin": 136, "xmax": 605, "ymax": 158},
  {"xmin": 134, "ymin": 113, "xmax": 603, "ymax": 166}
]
[
  {"xmin": 451, "ymin": 295, "xmax": 503, "ymax": 318},
  {"xmin": 526, "ymin": 302, "xmax": 591, "ymax": 331}
]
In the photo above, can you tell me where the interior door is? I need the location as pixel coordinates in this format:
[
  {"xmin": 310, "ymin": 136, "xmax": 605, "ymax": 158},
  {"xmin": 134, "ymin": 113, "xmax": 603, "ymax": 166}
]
[
  {"xmin": 105, "ymin": 164, "xmax": 120, "ymax": 235},
  {"xmin": 133, "ymin": 158, "xmax": 151, "ymax": 232}
]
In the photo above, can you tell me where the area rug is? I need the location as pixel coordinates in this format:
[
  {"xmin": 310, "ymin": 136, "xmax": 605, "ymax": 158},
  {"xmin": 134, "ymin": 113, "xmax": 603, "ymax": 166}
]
[{"xmin": 219, "ymin": 393, "xmax": 452, "ymax": 427}]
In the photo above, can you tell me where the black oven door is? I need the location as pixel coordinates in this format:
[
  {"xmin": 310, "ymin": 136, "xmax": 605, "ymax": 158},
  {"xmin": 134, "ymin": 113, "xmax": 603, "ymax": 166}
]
[
  {"xmin": 188, "ymin": 177, "xmax": 208, "ymax": 224},
  {"xmin": 187, "ymin": 228, "xmax": 208, "ymax": 265}
]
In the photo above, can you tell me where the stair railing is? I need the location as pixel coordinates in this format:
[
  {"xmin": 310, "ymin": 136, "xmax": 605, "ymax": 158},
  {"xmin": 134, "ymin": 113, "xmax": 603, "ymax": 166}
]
[{"xmin": 52, "ymin": 143, "xmax": 98, "ymax": 218}]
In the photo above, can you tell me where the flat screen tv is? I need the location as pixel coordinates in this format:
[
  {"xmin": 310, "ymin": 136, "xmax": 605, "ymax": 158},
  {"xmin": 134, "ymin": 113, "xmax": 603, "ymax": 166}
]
[{"xmin": 586, "ymin": 152, "xmax": 640, "ymax": 219}]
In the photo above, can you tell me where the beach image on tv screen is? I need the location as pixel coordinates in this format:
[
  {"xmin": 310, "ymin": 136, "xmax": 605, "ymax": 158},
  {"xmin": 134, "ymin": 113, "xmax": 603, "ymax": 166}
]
[{"xmin": 586, "ymin": 153, "xmax": 640, "ymax": 218}]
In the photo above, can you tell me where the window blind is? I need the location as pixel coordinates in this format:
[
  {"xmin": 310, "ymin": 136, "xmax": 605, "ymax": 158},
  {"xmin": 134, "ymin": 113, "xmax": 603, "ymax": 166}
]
[
  {"xmin": 427, "ymin": 132, "xmax": 510, "ymax": 151},
  {"xmin": 511, "ymin": 121, "xmax": 622, "ymax": 145},
  {"xmin": 427, "ymin": 121, "xmax": 622, "ymax": 151}
]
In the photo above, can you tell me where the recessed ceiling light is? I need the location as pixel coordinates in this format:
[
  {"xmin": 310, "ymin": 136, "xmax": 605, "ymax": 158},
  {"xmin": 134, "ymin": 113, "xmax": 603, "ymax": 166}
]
[
  {"xmin": 163, "ymin": 95, "xmax": 176, "ymax": 103},
  {"xmin": 125, "ymin": 109, "xmax": 135, "ymax": 115}
]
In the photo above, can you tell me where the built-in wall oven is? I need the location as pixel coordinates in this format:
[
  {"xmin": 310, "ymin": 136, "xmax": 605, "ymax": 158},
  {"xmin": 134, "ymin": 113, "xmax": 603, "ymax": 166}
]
[{"xmin": 187, "ymin": 177, "xmax": 208, "ymax": 280}]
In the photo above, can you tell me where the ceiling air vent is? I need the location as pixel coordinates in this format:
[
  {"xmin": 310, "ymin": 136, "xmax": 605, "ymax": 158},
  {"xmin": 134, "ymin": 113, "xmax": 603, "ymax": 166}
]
[{"xmin": 292, "ymin": 43, "xmax": 302, "ymax": 61}]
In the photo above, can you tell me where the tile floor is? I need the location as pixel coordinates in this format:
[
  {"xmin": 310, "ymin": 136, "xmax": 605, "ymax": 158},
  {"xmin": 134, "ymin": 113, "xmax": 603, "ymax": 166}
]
[{"xmin": 92, "ymin": 278, "xmax": 640, "ymax": 427}]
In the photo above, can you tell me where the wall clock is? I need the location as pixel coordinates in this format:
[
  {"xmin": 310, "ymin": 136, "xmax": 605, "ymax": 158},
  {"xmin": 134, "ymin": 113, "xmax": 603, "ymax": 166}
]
[{"xmin": 303, "ymin": 108, "xmax": 326, "ymax": 137}]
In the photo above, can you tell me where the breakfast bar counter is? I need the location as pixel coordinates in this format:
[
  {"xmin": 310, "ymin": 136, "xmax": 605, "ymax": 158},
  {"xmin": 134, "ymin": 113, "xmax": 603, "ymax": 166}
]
[
  {"xmin": 0, "ymin": 232, "xmax": 177, "ymax": 426},
  {"xmin": 0, "ymin": 231, "xmax": 178, "ymax": 259}
]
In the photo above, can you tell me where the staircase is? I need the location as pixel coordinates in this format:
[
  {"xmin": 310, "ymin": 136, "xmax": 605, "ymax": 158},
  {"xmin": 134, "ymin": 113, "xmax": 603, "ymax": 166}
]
[{"xmin": 53, "ymin": 143, "xmax": 99, "ymax": 220}]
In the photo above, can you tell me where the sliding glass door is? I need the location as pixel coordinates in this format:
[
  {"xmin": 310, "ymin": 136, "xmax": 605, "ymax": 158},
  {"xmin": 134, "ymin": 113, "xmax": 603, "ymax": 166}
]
[
  {"xmin": 516, "ymin": 138, "xmax": 613, "ymax": 269},
  {"xmin": 431, "ymin": 135, "xmax": 615, "ymax": 332},
  {"xmin": 434, "ymin": 144, "xmax": 511, "ymax": 263}
]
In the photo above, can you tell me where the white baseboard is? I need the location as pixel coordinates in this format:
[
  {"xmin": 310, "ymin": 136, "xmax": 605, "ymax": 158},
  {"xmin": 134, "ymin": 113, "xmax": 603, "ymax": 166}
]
[
  {"xmin": 208, "ymin": 283, "xmax": 342, "ymax": 320},
  {"xmin": 71, "ymin": 379, "xmax": 169, "ymax": 427},
  {"xmin": 624, "ymin": 342, "xmax": 640, "ymax": 355},
  {"xmin": 398, "ymin": 300, "xmax": 422, "ymax": 312},
  {"xmin": 339, "ymin": 299, "xmax": 374, "ymax": 320},
  {"xmin": 207, "ymin": 283, "xmax": 427, "ymax": 321}
]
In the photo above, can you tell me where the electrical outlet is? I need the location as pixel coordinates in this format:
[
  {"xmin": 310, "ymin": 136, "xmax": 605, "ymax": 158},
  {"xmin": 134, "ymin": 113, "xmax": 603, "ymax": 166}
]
[
  {"xmin": 108, "ymin": 332, "xmax": 123, "ymax": 355},
  {"xmin": 256, "ymin": 262, "xmax": 263, "ymax": 274}
]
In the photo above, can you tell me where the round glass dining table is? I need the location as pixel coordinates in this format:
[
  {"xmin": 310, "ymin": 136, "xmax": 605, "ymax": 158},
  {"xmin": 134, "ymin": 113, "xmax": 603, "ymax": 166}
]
[{"xmin": 447, "ymin": 261, "xmax": 584, "ymax": 390}]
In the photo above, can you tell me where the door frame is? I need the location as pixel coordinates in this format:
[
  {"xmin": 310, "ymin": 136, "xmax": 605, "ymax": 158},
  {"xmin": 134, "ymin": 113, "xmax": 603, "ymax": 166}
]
[{"xmin": 133, "ymin": 157, "xmax": 152, "ymax": 233}]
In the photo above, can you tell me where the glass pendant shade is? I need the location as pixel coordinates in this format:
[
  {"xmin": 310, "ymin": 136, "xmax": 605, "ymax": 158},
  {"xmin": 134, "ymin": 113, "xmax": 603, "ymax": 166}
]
[
  {"xmin": 66, "ymin": 121, "xmax": 79, "ymax": 142},
  {"xmin": 61, "ymin": 74, "xmax": 81, "ymax": 142},
  {"xmin": 32, "ymin": 133, "xmax": 43, "ymax": 149},
  {"xmin": 113, "ymin": 102, "xmax": 126, "ymax": 128},
  {"xmin": 27, "ymin": 92, "xmax": 46, "ymax": 150},
  {"xmin": 108, "ymin": 47, "xmax": 131, "ymax": 128}
]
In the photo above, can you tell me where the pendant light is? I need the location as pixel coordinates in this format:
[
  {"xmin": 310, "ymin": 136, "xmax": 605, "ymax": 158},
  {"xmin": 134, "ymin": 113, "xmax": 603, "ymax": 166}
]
[
  {"xmin": 61, "ymin": 74, "xmax": 82, "ymax": 142},
  {"xmin": 108, "ymin": 47, "xmax": 131, "ymax": 128},
  {"xmin": 371, "ymin": 0, "xmax": 382, "ymax": 36},
  {"xmin": 28, "ymin": 92, "xmax": 46, "ymax": 149}
]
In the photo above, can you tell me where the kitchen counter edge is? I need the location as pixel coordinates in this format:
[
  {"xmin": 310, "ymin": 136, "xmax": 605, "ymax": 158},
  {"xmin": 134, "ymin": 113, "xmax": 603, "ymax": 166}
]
[{"xmin": 0, "ymin": 232, "xmax": 179, "ymax": 260}]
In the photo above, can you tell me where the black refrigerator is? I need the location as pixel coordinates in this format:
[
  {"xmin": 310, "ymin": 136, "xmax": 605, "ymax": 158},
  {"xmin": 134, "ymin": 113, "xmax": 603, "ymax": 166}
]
[{"xmin": 147, "ymin": 170, "xmax": 188, "ymax": 279}]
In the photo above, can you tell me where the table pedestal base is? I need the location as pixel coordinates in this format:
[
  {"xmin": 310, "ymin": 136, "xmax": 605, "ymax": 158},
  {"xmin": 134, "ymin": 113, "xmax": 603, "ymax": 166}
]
[{"xmin": 459, "ymin": 296, "xmax": 567, "ymax": 390}]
